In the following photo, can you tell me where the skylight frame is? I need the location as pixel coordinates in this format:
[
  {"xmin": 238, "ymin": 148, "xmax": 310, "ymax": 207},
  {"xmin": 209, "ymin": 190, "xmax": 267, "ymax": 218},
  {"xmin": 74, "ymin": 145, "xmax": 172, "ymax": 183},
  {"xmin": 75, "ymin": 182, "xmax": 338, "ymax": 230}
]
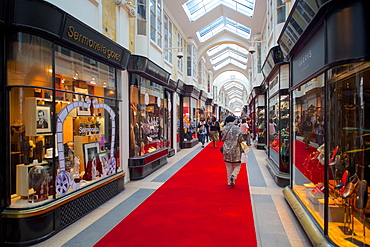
[
  {"xmin": 183, "ymin": 0, "xmax": 256, "ymax": 22},
  {"xmin": 196, "ymin": 16, "xmax": 251, "ymax": 43},
  {"xmin": 207, "ymin": 44, "xmax": 248, "ymax": 57},
  {"xmin": 210, "ymin": 50, "xmax": 248, "ymax": 65},
  {"xmin": 224, "ymin": 81, "xmax": 244, "ymax": 91},
  {"xmin": 213, "ymin": 58, "xmax": 247, "ymax": 70}
]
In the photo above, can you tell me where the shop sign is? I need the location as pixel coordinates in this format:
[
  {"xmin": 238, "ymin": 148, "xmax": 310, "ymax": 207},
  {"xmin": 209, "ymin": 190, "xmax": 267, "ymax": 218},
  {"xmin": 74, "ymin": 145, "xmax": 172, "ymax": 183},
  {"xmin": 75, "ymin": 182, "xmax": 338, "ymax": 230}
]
[
  {"xmin": 63, "ymin": 16, "xmax": 130, "ymax": 68},
  {"xmin": 128, "ymin": 55, "xmax": 170, "ymax": 84},
  {"xmin": 292, "ymin": 26, "xmax": 324, "ymax": 86},
  {"xmin": 262, "ymin": 46, "xmax": 284, "ymax": 79},
  {"xmin": 147, "ymin": 60, "xmax": 170, "ymax": 84}
]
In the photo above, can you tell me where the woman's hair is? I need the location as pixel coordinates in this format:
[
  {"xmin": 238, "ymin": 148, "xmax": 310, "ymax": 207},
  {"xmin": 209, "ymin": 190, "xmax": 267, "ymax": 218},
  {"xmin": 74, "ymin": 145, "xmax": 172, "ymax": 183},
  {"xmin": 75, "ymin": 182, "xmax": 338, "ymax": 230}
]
[{"xmin": 212, "ymin": 116, "xmax": 217, "ymax": 121}]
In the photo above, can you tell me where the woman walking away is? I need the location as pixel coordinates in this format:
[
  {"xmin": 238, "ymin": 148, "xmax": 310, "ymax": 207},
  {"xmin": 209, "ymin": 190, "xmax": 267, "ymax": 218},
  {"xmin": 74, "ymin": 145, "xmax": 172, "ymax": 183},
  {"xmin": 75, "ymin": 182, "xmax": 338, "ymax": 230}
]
[
  {"xmin": 197, "ymin": 117, "xmax": 208, "ymax": 148},
  {"xmin": 221, "ymin": 116, "xmax": 245, "ymax": 187},
  {"xmin": 209, "ymin": 116, "xmax": 220, "ymax": 148}
]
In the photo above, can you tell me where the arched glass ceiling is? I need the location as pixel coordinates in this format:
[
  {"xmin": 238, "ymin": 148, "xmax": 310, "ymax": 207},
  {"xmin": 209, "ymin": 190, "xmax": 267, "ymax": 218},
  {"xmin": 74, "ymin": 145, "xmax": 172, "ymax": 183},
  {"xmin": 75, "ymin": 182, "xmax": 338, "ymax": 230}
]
[
  {"xmin": 207, "ymin": 44, "xmax": 248, "ymax": 57},
  {"xmin": 196, "ymin": 16, "xmax": 251, "ymax": 43},
  {"xmin": 183, "ymin": 0, "xmax": 256, "ymax": 22}
]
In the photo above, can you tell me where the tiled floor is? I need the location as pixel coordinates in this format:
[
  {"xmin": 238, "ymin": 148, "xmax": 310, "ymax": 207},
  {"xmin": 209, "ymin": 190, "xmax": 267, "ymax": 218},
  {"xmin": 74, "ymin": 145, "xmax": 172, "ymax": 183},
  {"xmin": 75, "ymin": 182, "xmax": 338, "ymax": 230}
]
[{"xmin": 33, "ymin": 142, "xmax": 312, "ymax": 247}]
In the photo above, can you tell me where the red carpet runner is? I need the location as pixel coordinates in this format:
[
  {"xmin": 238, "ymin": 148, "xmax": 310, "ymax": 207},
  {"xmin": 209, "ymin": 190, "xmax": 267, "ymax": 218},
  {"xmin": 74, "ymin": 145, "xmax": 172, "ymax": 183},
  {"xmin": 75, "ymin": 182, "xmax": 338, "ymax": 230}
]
[{"xmin": 95, "ymin": 143, "xmax": 257, "ymax": 247}]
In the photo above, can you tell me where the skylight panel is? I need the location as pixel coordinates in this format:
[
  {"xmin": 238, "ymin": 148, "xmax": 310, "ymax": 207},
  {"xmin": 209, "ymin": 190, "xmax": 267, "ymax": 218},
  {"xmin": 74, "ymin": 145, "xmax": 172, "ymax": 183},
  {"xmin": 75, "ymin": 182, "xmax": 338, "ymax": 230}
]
[
  {"xmin": 227, "ymin": 90, "xmax": 242, "ymax": 97},
  {"xmin": 224, "ymin": 81, "xmax": 244, "ymax": 91},
  {"xmin": 183, "ymin": 0, "xmax": 255, "ymax": 22},
  {"xmin": 207, "ymin": 44, "xmax": 248, "ymax": 57},
  {"xmin": 197, "ymin": 17, "xmax": 251, "ymax": 43},
  {"xmin": 210, "ymin": 50, "xmax": 248, "ymax": 64},
  {"xmin": 223, "ymin": 0, "xmax": 255, "ymax": 18},
  {"xmin": 213, "ymin": 58, "xmax": 247, "ymax": 70}
]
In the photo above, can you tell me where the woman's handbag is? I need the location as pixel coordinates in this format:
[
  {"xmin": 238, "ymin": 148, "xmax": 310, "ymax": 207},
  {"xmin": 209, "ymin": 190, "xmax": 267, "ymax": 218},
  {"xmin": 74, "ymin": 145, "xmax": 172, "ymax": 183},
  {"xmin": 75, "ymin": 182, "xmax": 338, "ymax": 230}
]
[
  {"xmin": 240, "ymin": 141, "xmax": 250, "ymax": 153},
  {"xmin": 241, "ymin": 153, "xmax": 248, "ymax": 163}
]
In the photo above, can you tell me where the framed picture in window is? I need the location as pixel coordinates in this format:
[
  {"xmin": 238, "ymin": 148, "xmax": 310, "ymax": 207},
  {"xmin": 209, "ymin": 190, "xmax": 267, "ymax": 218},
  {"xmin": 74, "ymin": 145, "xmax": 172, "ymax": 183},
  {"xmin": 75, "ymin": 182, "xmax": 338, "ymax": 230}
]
[
  {"xmin": 98, "ymin": 152, "xmax": 110, "ymax": 178},
  {"xmin": 83, "ymin": 142, "xmax": 100, "ymax": 165},
  {"xmin": 83, "ymin": 142, "xmax": 100, "ymax": 181},
  {"xmin": 36, "ymin": 105, "xmax": 51, "ymax": 134},
  {"xmin": 74, "ymin": 87, "xmax": 91, "ymax": 116}
]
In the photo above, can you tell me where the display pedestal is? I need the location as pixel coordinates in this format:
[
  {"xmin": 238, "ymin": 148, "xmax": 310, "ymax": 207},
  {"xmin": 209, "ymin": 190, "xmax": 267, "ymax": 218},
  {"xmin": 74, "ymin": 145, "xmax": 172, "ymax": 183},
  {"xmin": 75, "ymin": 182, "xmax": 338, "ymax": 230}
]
[
  {"xmin": 182, "ymin": 138, "xmax": 198, "ymax": 148},
  {"xmin": 306, "ymin": 189, "xmax": 323, "ymax": 211},
  {"xmin": 319, "ymin": 201, "xmax": 345, "ymax": 222},
  {"xmin": 16, "ymin": 161, "xmax": 48, "ymax": 197},
  {"xmin": 128, "ymin": 148, "xmax": 168, "ymax": 180},
  {"xmin": 266, "ymin": 158, "xmax": 290, "ymax": 187}
]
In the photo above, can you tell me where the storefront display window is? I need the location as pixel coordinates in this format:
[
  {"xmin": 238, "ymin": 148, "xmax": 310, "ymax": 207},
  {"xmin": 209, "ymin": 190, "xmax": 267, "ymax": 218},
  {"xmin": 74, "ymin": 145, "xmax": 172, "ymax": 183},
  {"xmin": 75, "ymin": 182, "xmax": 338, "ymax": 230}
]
[
  {"xmin": 292, "ymin": 63, "xmax": 370, "ymax": 245},
  {"xmin": 7, "ymin": 33, "xmax": 121, "ymax": 208},
  {"xmin": 292, "ymin": 74, "xmax": 325, "ymax": 219},
  {"xmin": 256, "ymin": 108, "xmax": 266, "ymax": 145},
  {"xmin": 326, "ymin": 63, "xmax": 370, "ymax": 244},
  {"xmin": 129, "ymin": 74, "xmax": 165, "ymax": 157},
  {"xmin": 164, "ymin": 91, "xmax": 172, "ymax": 150},
  {"xmin": 183, "ymin": 97, "xmax": 195, "ymax": 141},
  {"xmin": 268, "ymin": 92, "xmax": 290, "ymax": 172},
  {"xmin": 176, "ymin": 94, "xmax": 181, "ymax": 151}
]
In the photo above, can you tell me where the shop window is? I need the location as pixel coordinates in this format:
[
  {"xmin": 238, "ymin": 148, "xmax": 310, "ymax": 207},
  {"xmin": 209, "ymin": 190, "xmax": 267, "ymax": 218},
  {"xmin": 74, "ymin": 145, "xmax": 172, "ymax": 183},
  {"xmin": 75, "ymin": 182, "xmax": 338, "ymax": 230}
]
[
  {"xmin": 292, "ymin": 64, "xmax": 370, "ymax": 245},
  {"xmin": 268, "ymin": 90, "xmax": 290, "ymax": 172},
  {"xmin": 7, "ymin": 35, "xmax": 121, "ymax": 208},
  {"xmin": 55, "ymin": 45, "xmax": 116, "ymax": 99},
  {"xmin": 164, "ymin": 91, "xmax": 172, "ymax": 149},
  {"xmin": 9, "ymin": 86, "xmax": 120, "ymax": 207},
  {"xmin": 292, "ymin": 74, "xmax": 325, "ymax": 217},
  {"xmin": 129, "ymin": 74, "xmax": 165, "ymax": 157},
  {"xmin": 7, "ymin": 33, "xmax": 53, "ymax": 87},
  {"xmin": 326, "ymin": 63, "xmax": 370, "ymax": 244}
]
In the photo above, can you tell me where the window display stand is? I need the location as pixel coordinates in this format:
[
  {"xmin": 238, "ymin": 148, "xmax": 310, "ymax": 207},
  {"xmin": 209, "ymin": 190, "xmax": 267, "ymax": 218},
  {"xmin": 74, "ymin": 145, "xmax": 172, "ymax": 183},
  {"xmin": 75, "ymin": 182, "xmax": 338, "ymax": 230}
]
[{"xmin": 128, "ymin": 147, "xmax": 168, "ymax": 180}]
